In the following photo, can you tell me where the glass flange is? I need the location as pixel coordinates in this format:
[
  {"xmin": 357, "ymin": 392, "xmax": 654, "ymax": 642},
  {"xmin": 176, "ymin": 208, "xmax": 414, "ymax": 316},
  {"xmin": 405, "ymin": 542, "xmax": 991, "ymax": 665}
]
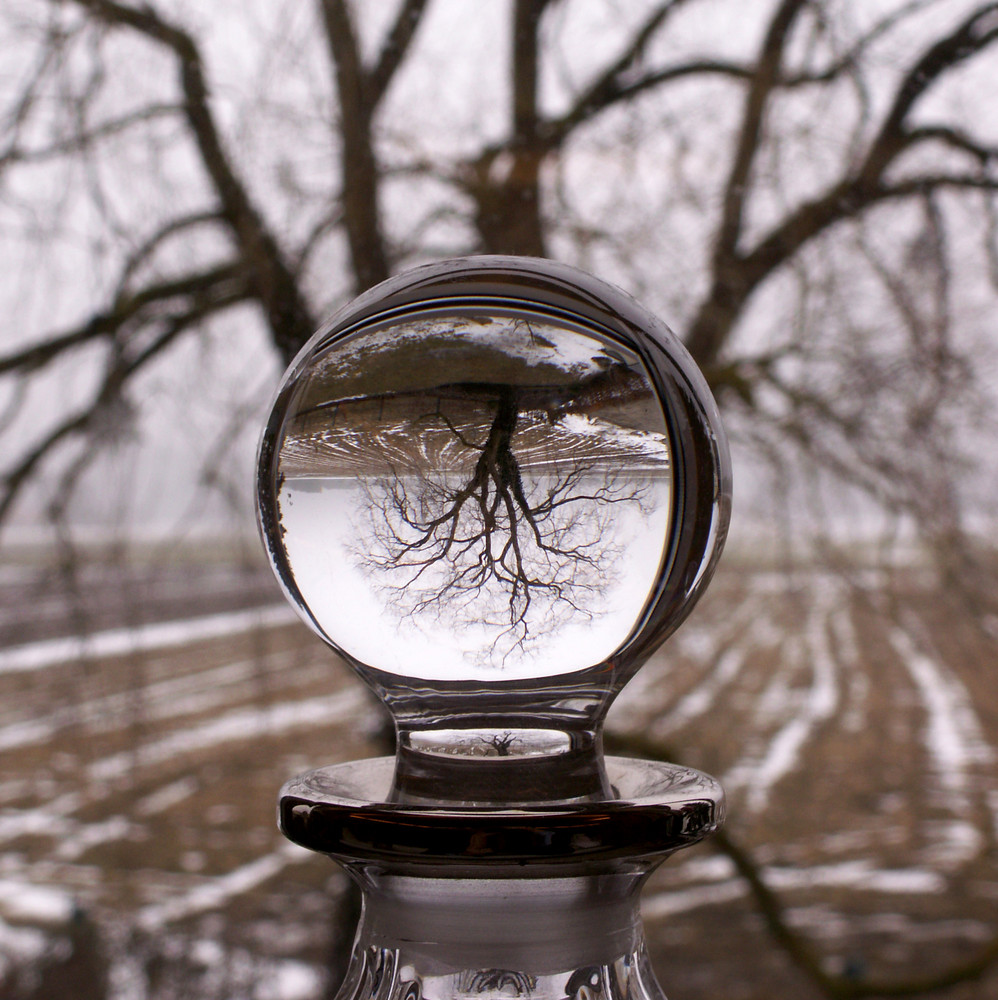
[{"xmin": 279, "ymin": 755, "xmax": 723, "ymax": 868}]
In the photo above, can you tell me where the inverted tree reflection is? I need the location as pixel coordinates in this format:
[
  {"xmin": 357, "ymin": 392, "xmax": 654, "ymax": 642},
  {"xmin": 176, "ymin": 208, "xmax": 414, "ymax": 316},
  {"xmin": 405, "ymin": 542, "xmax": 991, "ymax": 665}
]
[{"xmin": 358, "ymin": 385, "xmax": 651, "ymax": 661}]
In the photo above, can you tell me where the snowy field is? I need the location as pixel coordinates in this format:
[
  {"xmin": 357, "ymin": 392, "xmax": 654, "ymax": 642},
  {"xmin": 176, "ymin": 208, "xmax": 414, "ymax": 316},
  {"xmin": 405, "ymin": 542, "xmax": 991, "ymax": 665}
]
[{"xmin": 0, "ymin": 549, "xmax": 996, "ymax": 999}]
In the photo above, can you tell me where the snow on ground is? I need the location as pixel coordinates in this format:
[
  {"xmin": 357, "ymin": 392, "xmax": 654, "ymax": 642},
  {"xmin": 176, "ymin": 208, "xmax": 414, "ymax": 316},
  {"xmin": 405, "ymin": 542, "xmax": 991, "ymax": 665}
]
[
  {"xmin": 610, "ymin": 588, "xmax": 775, "ymax": 733},
  {"xmin": 0, "ymin": 918, "xmax": 48, "ymax": 976},
  {"xmin": 723, "ymin": 580, "xmax": 843, "ymax": 811},
  {"xmin": 254, "ymin": 959, "xmax": 325, "ymax": 1000},
  {"xmin": 137, "ymin": 843, "xmax": 314, "ymax": 930},
  {"xmin": 0, "ymin": 651, "xmax": 316, "ymax": 753},
  {"xmin": 643, "ymin": 859, "xmax": 946, "ymax": 919},
  {"xmin": 0, "ymin": 560, "xmax": 996, "ymax": 999},
  {"xmin": 87, "ymin": 687, "xmax": 367, "ymax": 783},
  {"xmin": 888, "ymin": 624, "xmax": 994, "ymax": 802},
  {"xmin": 0, "ymin": 606, "xmax": 297, "ymax": 675},
  {"xmin": 557, "ymin": 412, "xmax": 670, "ymax": 462},
  {"xmin": 0, "ymin": 879, "xmax": 75, "ymax": 924}
]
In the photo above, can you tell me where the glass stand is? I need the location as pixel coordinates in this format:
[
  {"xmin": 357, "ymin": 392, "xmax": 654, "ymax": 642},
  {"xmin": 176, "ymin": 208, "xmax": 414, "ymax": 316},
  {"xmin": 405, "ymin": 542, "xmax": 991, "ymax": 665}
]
[
  {"xmin": 256, "ymin": 256, "xmax": 733, "ymax": 1000},
  {"xmin": 280, "ymin": 756, "xmax": 723, "ymax": 1000}
]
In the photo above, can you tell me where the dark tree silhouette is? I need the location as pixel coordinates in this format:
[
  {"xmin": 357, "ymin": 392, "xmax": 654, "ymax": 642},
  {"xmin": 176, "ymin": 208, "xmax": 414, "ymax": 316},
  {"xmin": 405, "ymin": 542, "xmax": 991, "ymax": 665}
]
[{"xmin": 359, "ymin": 385, "xmax": 652, "ymax": 660}]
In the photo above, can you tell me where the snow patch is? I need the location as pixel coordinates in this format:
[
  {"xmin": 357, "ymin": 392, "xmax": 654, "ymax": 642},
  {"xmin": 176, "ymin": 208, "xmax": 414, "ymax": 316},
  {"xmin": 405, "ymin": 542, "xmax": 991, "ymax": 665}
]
[
  {"xmin": 888, "ymin": 626, "xmax": 993, "ymax": 803},
  {"xmin": 0, "ymin": 605, "xmax": 297, "ymax": 674},
  {"xmin": 137, "ymin": 843, "xmax": 311, "ymax": 929},
  {"xmin": 0, "ymin": 917, "xmax": 48, "ymax": 969},
  {"xmin": 660, "ymin": 645, "xmax": 746, "ymax": 732},
  {"xmin": 557, "ymin": 413, "xmax": 670, "ymax": 462},
  {"xmin": 136, "ymin": 777, "xmax": 200, "ymax": 817},
  {"xmin": 725, "ymin": 583, "xmax": 841, "ymax": 811},
  {"xmin": 256, "ymin": 959, "xmax": 324, "ymax": 1000},
  {"xmin": 921, "ymin": 819, "xmax": 984, "ymax": 869},
  {"xmin": 0, "ymin": 879, "xmax": 75, "ymax": 925},
  {"xmin": 88, "ymin": 688, "xmax": 367, "ymax": 782},
  {"xmin": 643, "ymin": 861, "xmax": 945, "ymax": 918},
  {"xmin": 56, "ymin": 815, "xmax": 133, "ymax": 861}
]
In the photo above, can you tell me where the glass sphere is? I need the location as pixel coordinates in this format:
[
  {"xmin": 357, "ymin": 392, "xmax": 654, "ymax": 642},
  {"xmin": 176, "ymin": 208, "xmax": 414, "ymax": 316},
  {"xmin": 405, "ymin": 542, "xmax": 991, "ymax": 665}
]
[{"xmin": 257, "ymin": 257, "xmax": 730, "ymax": 738}]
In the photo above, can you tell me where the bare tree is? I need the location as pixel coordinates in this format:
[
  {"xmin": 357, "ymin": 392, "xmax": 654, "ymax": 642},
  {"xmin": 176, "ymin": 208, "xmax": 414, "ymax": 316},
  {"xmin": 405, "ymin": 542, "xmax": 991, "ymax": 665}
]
[
  {"xmin": 2, "ymin": 1, "xmax": 998, "ymax": 997},
  {"xmin": 357, "ymin": 384, "xmax": 650, "ymax": 659},
  {"xmin": 2, "ymin": 0, "xmax": 996, "ymax": 539}
]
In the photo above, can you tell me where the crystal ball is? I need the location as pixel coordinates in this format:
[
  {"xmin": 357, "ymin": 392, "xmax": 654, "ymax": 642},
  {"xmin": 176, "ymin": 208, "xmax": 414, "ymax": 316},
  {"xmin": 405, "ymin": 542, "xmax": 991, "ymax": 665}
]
[{"xmin": 257, "ymin": 257, "xmax": 730, "ymax": 737}]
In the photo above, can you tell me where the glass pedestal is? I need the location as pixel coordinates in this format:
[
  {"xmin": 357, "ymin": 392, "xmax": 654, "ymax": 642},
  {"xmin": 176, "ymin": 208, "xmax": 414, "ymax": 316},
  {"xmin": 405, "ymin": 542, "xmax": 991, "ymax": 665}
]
[{"xmin": 280, "ymin": 756, "xmax": 723, "ymax": 1000}]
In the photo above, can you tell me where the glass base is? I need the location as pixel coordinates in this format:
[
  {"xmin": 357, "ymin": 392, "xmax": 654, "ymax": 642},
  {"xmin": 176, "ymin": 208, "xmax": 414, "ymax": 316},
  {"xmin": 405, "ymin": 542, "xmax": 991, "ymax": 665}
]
[
  {"xmin": 279, "ymin": 755, "xmax": 723, "ymax": 869},
  {"xmin": 338, "ymin": 937, "xmax": 667, "ymax": 1000},
  {"xmin": 281, "ymin": 756, "xmax": 722, "ymax": 1000},
  {"xmin": 336, "ymin": 872, "xmax": 670, "ymax": 1000}
]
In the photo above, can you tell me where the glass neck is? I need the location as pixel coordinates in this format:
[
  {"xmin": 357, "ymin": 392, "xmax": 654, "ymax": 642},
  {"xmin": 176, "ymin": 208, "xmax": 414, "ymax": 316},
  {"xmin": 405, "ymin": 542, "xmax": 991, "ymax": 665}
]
[
  {"xmin": 339, "ymin": 870, "xmax": 667, "ymax": 1000},
  {"xmin": 391, "ymin": 727, "xmax": 611, "ymax": 805}
]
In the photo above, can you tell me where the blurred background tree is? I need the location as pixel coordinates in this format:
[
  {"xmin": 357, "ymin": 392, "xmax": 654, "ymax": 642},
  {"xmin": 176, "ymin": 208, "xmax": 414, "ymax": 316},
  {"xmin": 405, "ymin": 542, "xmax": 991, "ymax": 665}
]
[
  {"xmin": 1, "ymin": 2, "xmax": 997, "ymax": 999},
  {"xmin": 2, "ymin": 0, "xmax": 996, "ymax": 558}
]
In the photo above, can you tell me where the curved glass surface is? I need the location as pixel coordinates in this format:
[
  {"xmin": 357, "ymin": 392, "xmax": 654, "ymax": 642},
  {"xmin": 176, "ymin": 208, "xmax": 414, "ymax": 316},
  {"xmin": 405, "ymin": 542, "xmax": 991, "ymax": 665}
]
[
  {"xmin": 279, "ymin": 756, "xmax": 724, "ymax": 863},
  {"xmin": 275, "ymin": 304, "xmax": 671, "ymax": 681},
  {"xmin": 258, "ymin": 257, "xmax": 730, "ymax": 739}
]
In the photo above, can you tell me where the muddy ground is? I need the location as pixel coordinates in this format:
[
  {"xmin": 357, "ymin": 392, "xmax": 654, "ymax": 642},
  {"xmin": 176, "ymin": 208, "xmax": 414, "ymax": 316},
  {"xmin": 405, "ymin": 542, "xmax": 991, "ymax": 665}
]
[{"xmin": 0, "ymin": 545, "xmax": 996, "ymax": 1000}]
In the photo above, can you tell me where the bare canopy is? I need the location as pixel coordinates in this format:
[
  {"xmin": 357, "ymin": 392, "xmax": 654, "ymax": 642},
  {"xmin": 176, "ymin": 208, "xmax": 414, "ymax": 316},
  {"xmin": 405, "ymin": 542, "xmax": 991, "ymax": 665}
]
[{"xmin": 1, "ymin": 0, "xmax": 996, "ymax": 555}]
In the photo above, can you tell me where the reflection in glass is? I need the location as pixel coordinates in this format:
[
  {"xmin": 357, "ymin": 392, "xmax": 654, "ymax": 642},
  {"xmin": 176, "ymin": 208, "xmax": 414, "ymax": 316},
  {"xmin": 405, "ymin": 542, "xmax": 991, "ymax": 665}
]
[
  {"xmin": 263, "ymin": 261, "xmax": 729, "ymax": 1000},
  {"xmin": 276, "ymin": 309, "xmax": 672, "ymax": 681}
]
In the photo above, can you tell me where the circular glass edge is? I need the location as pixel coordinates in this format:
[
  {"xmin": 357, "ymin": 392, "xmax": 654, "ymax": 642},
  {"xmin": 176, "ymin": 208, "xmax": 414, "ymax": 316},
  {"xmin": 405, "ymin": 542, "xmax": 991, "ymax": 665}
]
[{"xmin": 256, "ymin": 257, "xmax": 731, "ymax": 686}]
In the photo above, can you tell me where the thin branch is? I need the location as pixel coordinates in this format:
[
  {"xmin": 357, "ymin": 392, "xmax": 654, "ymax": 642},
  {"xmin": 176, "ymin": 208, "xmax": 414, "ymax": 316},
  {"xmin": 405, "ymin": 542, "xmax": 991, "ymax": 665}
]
[
  {"xmin": 902, "ymin": 124, "xmax": 998, "ymax": 164},
  {"xmin": 512, "ymin": 0, "xmax": 557, "ymax": 144},
  {"xmin": 0, "ymin": 279, "xmax": 252, "ymax": 526},
  {"xmin": 292, "ymin": 203, "xmax": 344, "ymax": 276},
  {"xmin": 539, "ymin": 1, "xmax": 939, "ymax": 150},
  {"xmin": 546, "ymin": 0, "xmax": 692, "ymax": 143},
  {"xmin": 319, "ymin": 0, "xmax": 391, "ymax": 290},
  {"xmin": 0, "ymin": 262, "xmax": 247, "ymax": 377},
  {"xmin": 368, "ymin": 0, "xmax": 431, "ymax": 108},
  {"xmin": 859, "ymin": 2, "xmax": 998, "ymax": 184},
  {"xmin": 0, "ymin": 10, "xmax": 76, "ymax": 170},
  {"xmin": 116, "ymin": 211, "xmax": 225, "ymax": 287},
  {"xmin": 779, "ymin": 0, "xmax": 939, "ymax": 88},
  {"xmin": 69, "ymin": 0, "xmax": 316, "ymax": 360},
  {"xmin": 0, "ymin": 102, "xmax": 182, "ymax": 168},
  {"xmin": 544, "ymin": 60, "xmax": 752, "ymax": 146},
  {"xmin": 0, "ymin": 410, "xmax": 91, "ymax": 526},
  {"xmin": 715, "ymin": 0, "xmax": 810, "ymax": 260},
  {"xmin": 742, "ymin": 169, "xmax": 998, "ymax": 287}
]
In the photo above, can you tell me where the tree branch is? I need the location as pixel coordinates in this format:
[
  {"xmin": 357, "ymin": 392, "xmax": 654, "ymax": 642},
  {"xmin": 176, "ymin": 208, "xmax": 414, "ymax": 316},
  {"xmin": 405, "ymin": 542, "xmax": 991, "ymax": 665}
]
[
  {"xmin": 685, "ymin": 2, "xmax": 998, "ymax": 370},
  {"xmin": 0, "ymin": 262, "xmax": 248, "ymax": 377},
  {"xmin": 535, "ymin": 2, "xmax": 949, "ymax": 154},
  {"xmin": 0, "ymin": 10, "xmax": 76, "ymax": 170},
  {"xmin": 859, "ymin": 2, "xmax": 998, "ymax": 184},
  {"xmin": 0, "ymin": 277, "xmax": 252, "ymax": 526},
  {"xmin": 0, "ymin": 102, "xmax": 181, "ymax": 168},
  {"xmin": 742, "ymin": 171, "xmax": 998, "ymax": 291},
  {"xmin": 320, "ymin": 0, "xmax": 425, "ymax": 291},
  {"xmin": 547, "ymin": 1, "xmax": 684, "ymax": 136},
  {"xmin": 778, "ymin": 0, "xmax": 937, "ymax": 88},
  {"xmin": 512, "ymin": 0, "xmax": 552, "ymax": 145},
  {"xmin": 716, "ymin": 0, "xmax": 810, "ymax": 260},
  {"xmin": 368, "ymin": 0, "xmax": 431, "ymax": 108},
  {"xmin": 902, "ymin": 124, "xmax": 998, "ymax": 165},
  {"xmin": 681, "ymin": 0, "xmax": 810, "ymax": 369},
  {"xmin": 118, "ymin": 211, "xmax": 227, "ymax": 287},
  {"xmin": 544, "ymin": 60, "xmax": 751, "ymax": 146},
  {"xmin": 68, "ymin": 0, "xmax": 316, "ymax": 361}
]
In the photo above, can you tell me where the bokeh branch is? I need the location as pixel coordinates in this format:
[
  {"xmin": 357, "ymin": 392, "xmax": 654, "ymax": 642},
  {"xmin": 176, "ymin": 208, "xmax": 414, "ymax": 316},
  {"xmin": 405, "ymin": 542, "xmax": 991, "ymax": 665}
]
[
  {"xmin": 71, "ymin": 0, "xmax": 316, "ymax": 362},
  {"xmin": 606, "ymin": 730, "xmax": 998, "ymax": 999}
]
